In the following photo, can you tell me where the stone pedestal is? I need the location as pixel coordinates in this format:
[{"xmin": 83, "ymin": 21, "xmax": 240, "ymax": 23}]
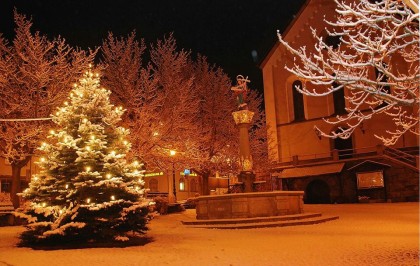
[
  {"xmin": 232, "ymin": 109, "xmax": 255, "ymax": 176},
  {"xmin": 196, "ymin": 191, "xmax": 305, "ymax": 220}
]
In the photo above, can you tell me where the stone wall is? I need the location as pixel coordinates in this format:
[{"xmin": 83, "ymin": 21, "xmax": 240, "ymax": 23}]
[
  {"xmin": 283, "ymin": 159, "xmax": 419, "ymax": 204},
  {"xmin": 386, "ymin": 164, "xmax": 419, "ymax": 202},
  {"xmin": 196, "ymin": 191, "xmax": 304, "ymax": 220}
]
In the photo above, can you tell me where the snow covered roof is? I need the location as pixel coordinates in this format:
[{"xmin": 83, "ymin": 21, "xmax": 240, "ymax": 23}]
[{"xmin": 277, "ymin": 163, "xmax": 345, "ymax": 178}]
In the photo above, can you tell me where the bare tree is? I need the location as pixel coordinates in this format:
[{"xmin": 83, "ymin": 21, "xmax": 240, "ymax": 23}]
[
  {"xmin": 0, "ymin": 13, "xmax": 95, "ymax": 207},
  {"xmin": 101, "ymin": 33, "xmax": 200, "ymax": 172},
  {"xmin": 278, "ymin": 0, "xmax": 419, "ymax": 145},
  {"xmin": 101, "ymin": 33, "xmax": 269, "ymax": 195},
  {"xmin": 247, "ymin": 89, "xmax": 270, "ymax": 176},
  {"xmin": 185, "ymin": 55, "xmax": 239, "ymax": 194}
]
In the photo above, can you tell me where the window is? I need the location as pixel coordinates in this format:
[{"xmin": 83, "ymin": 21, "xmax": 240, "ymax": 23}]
[
  {"xmin": 333, "ymin": 128, "xmax": 353, "ymax": 159},
  {"xmin": 292, "ymin": 80, "xmax": 305, "ymax": 121},
  {"xmin": 1, "ymin": 180, "xmax": 11, "ymax": 193},
  {"xmin": 149, "ymin": 178, "xmax": 158, "ymax": 192},
  {"xmin": 179, "ymin": 177, "xmax": 185, "ymax": 191},
  {"xmin": 325, "ymin": 35, "xmax": 341, "ymax": 49},
  {"xmin": 332, "ymin": 82, "xmax": 346, "ymax": 115}
]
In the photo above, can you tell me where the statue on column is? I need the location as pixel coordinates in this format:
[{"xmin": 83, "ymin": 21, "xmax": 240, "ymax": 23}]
[
  {"xmin": 231, "ymin": 75, "xmax": 255, "ymax": 192},
  {"xmin": 231, "ymin": 75, "xmax": 250, "ymax": 110}
]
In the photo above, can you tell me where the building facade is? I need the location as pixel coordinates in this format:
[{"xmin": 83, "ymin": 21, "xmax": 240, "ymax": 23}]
[
  {"xmin": 0, "ymin": 157, "xmax": 202, "ymax": 204},
  {"xmin": 261, "ymin": 0, "xmax": 419, "ymax": 203}
]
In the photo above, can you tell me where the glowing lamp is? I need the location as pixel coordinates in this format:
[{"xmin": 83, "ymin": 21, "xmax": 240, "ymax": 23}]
[
  {"xmin": 111, "ymin": 195, "xmax": 115, "ymax": 200},
  {"xmin": 86, "ymin": 198, "xmax": 91, "ymax": 203}
]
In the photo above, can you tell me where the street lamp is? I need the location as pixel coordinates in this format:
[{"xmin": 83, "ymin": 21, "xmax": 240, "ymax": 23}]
[{"xmin": 169, "ymin": 149, "xmax": 177, "ymax": 202}]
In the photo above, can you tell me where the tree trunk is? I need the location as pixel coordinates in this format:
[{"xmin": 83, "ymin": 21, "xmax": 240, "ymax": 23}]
[
  {"xmin": 10, "ymin": 157, "xmax": 31, "ymax": 208},
  {"xmin": 11, "ymin": 165, "xmax": 22, "ymax": 209},
  {"xmin": 201, "ymin": 172, "xmax": 210, "ymax": 196}
]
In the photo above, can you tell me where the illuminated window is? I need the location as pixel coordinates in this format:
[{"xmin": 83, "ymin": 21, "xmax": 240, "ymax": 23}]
[{"xmin": 179, "ymin": 177, "xmax": 185, "ymax": 191}]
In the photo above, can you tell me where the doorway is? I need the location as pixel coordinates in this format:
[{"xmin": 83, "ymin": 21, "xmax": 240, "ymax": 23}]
[{"xmin": 305, "ymin": 179, "xmax": 331, "ymax": 204}]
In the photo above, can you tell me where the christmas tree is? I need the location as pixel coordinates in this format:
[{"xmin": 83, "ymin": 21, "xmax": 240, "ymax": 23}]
[{"xmin": 16, "ymin": 68, "xmax": 149, "ymax": 246}]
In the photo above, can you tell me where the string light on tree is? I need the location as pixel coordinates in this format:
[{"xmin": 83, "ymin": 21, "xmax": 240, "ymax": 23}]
[{"xmin": 16, "ymin": 68, "xmax": 150, "ymax": 245}]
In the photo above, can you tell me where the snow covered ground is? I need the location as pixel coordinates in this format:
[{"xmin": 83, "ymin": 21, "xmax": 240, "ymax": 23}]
[{"xmin": 0, "ymin": 203, "xmax": 418, "ymax": 266}]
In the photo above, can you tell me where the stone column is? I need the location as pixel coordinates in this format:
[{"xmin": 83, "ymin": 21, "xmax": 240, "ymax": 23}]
[{"xmin": 232, "ymin": 109, "xmax": 256, "ymax": 192}]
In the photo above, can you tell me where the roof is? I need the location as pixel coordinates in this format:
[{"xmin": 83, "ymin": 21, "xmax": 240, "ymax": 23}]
[
  {"xmin": 276, "ymin": 163, "xmax": 345, "ymax": 179},
  {"xmin": 347, "ymin": 160, "xmax": 391, "ymax": 171}
]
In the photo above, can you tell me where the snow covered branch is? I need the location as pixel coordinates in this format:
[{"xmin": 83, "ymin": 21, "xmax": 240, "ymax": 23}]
[{"xmin": 278, "ymin": 0, "xmax": 419, "ymax": 145}]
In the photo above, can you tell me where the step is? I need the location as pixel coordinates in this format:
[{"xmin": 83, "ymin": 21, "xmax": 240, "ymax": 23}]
[
  {"xmin": 182, "ymin": 212, "xmax": 322, "ymax": 226},
  {"xmin": 183, "ymin": 215, "xmax": 339, "ymax": 229}
]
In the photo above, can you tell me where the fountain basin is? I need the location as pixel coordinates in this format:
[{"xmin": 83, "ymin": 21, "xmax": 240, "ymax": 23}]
[{"xmin": 196, "ymin": 191, "xmax": 304, "ymax": 220}]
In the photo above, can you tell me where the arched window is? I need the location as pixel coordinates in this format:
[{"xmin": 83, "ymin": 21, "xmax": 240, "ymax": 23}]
[
  {"xmin": 292, "ymin": 80, "xmax": 305, "ymax": 121},
  {"xmin": 179, "ymin": 177, "xmax": 185, "ymax": 191},
  {"xmin": 333, "ymin": 128, "xmax": 353, "ymax": 159},
  {"xmin": 333, "ymin": 82, "xmax": 346, "ymax": 115},
  {"xmin": 149, "ymin": 178, "xmax": 158, "ymax": 192},
  {"xmin": 189, "ymin": 178, "xmax": 198, "ymax": 192}
]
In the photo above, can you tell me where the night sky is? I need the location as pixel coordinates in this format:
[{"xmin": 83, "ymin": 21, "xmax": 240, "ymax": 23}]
[{"xmin": 0, "ymin": 0, "xmax": 306, "ymax": 93}]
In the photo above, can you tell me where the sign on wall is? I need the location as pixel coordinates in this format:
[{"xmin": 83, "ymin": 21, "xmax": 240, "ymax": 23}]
[{"xmin": 357, "ymin": 171, "xmax": 384, "ymax": 189}]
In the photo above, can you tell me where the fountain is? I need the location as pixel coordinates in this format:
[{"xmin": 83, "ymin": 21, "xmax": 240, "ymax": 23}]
[{"xmin": 195, "ymin": 75, "xmax": 304, "ymax": 220}]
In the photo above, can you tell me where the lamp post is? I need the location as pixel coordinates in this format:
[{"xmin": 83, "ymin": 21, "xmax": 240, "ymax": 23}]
[{"xmin": 169, "ymin": 149, "xmax": 177, "ymax": 202}]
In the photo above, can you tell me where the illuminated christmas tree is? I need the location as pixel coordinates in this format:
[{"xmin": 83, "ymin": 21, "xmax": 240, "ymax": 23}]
[{"xmin": 17, "ymin": 68, "xmax": 149, "ymax": 245}]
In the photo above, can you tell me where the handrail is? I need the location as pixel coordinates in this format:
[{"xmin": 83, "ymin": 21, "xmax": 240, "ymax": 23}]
[
  {"xmin": 274, "ymin": 145, "xmax": 419, "ymax": 170},
  {"xmin": 383, "ymin": 146, "xmax": 417, "ymax": 166}
]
